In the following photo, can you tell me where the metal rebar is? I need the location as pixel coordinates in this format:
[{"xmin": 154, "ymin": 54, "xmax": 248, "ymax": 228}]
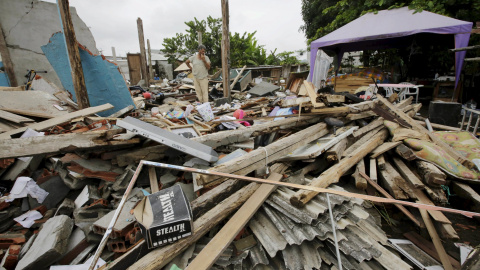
[{"xmin": 327, "ymin": 193, "xmax": 342, "ymax": 270}]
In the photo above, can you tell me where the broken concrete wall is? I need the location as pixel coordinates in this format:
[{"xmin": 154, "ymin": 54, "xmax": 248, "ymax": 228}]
[
  {"xmin": 42, "ymin": 33, "xmax": 136, "ymax": 116},
  {"xmin": 0, "ymin": 0, "xmax": 98, "ymax": 88}
]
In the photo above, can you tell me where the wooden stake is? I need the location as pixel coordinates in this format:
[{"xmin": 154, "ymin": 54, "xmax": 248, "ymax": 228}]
[
  {"xmin": 148, "ymin": 166, "xmax": 159, "ymax": 193},
  {"xmin": 419, "ymin": 209, "xmax": 454, "ymax": 270},
  {"xmin": 137, "ymin": 18, "xmax": 149, "ymax": 84},
  {"xmin": 359, "ymin": 171, "xmax": 422, "ymax": 227},
  {"xmin": 0, "ymin": 22, "xmax": 18, "ymax": 87},
  {"xmin": 353, "ymin": 158, "xmax": 367, "ymax": 190},
  {"xmin": 230, "ymin": 65, "xmax": 246, "ymax": 90},
  {"xmin": 290, "ymin": 129, "xmax": 388, "ymax": 207},
  {"xmin": 221, "ymin": 0, "xmax": 230, "ymax": 99},
  {"xmin": 376, "ymin": 94, "xmax": 474, "ymax": 169},
  {"xmin": 186, "ymin": 172, "xmax": 284, "ymax": 270},
  {"xmin": 147, "ymin": 39, "xmax": 153, "ymax": 80},
  {"xmin": 57, "ymin": 0, "xmax": 89, "ymax": 109}
]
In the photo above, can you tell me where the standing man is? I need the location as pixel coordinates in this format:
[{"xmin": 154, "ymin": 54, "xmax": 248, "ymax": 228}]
[{"xmin": 186, "ymin": 45, "xmax": 211, "ymax": 103}]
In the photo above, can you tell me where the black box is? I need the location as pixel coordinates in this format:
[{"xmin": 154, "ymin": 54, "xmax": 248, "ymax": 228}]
[
  {"xmin": 428, "ymin": 101, "xmax": 462, "ymax": 127},
  {"xmin": 133, "ymin": 184, "xmax": 193, "ymax": 249}
]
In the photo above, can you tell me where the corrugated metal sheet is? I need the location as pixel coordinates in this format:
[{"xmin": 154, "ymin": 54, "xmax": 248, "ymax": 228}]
[{"xmin": 178, "ymin": 184, "xmax": 410, "ymax": 270}]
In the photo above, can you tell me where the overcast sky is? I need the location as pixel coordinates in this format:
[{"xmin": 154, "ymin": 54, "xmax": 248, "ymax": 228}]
[{"xmin": 43, "ymin": 0, "xmax": 308, "ymax": 57}]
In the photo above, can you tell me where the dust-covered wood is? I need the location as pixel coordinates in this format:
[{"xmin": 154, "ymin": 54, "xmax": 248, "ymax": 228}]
[
  {"xmin": 416, "ymin": 160, "xmax": 447, "ymax": 186},
  {"xmin": 290, "ymin": 129, "xmax": 388, "ymax": 207}
]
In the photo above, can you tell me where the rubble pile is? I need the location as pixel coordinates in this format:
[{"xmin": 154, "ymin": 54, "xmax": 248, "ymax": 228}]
[{"xmin": 0, "ymin": 74, "xmax": 480, "ymax": 270}]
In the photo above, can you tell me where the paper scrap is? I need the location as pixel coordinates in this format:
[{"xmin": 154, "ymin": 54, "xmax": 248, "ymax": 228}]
[
  {"xmin": 19, "ymin": 129, "xmax": 45, "ymax": 163},
  {"xmin": 5, "ymin": 177, "xmax": 49, "ymax": 203},
  {"xmin": 14, "ymin": 210, "xmax": 43, "ymax": 228}
]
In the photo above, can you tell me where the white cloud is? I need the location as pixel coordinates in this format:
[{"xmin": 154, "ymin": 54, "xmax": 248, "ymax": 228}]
[{"xmin": 42, "ymin": 0, "xmax": 307, "ymax": 57}]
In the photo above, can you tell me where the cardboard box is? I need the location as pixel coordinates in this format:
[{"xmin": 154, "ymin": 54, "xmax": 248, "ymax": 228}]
[{"xmin": 133, "ymin": 184, "xmax": 193, "ymax": 249}]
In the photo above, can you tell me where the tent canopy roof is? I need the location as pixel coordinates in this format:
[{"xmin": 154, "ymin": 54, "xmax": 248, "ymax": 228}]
[
  {"xmin": 311, "ymin": 7, "xmax": 472, "ymax": 51},
  {"xmin": 309, "ymin": 7, "xmax": 473, "ymax": 89}
]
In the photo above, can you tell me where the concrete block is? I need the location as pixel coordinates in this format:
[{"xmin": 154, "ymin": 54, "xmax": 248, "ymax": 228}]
[
  {"xmin": 0, "ymin": 207, "xmax": 21, "ymax": 233},
  {"xmin": 73, "ymin": 208, "xmax": 110, "ymax": 243},
  {"xmin": 0, "ymin": 244, "xmax": 21, "ymax": 270},
  {"xmin": 0, "ymin": 229, "xmax": 30, "ymax": 249},
  {"xmin": 55, "ymin": 198, "xmax": 75, "ymax": 217},
  {"xmin": 28, "ymin": 175, "xmax": 70, "ymax": 210},
  {"xmin": 16, "ymin": 215, "xmax": 73, "ymax": 270}
]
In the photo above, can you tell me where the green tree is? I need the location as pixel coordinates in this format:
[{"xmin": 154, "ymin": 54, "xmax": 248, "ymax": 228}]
[
  {"xmin": 162, "ymin": 17, "xmax": 302, "ymax": 70},
  {"xmin": 301, "ymin": 0, "xmax": 480, "ymax": 42}
]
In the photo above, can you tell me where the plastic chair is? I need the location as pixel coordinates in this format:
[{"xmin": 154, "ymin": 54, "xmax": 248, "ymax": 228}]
[{"xmin": 399, "ymin": 82, "xmax": 423, "ymax": 103}]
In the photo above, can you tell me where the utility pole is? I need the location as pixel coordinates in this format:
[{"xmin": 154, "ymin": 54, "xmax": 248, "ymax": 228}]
[
  {"xmin": 221, "ymin": 0, "xmax": 230, "ymax": 99},
  {"xmin": 0, "ymin": 22, "xmax": 18, "ymax": 87},
  {"xmin": 57, "ymin": 0, "xmax": 90, "ymax": 109},
  {"xmin": 111, "ymin": 46, "xmax": 117, "ymax": 64},
  {"xmin": 197, "ymin": 30, "xmax": 203, "ymax": 45},
  {"xmin": 147, "ymin": 39, "xmax": 153, "ymax": 80},
  {"xmin": 137, "ymin": 18, "xmax": 149, "ymax": 85}
]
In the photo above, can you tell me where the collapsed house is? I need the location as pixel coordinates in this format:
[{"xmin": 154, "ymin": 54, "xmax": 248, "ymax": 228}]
[{"xmin": 0, "ymin": 1, "xmax": 480, "ymax": 270}]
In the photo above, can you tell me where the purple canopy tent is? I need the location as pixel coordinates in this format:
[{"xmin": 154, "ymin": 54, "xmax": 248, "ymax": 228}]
[{"xmin": 309, "ymin": 7, "xmax": 473, "ymax": 90}]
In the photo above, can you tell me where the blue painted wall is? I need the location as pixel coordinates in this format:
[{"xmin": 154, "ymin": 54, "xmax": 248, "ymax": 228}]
[
  {"xmin": 41, "ymin": 32, "xmax": 135, "ymax": 116},
  {"xmin": 0, "ymin": 62, "xmax": 10, "ymax": 87}
]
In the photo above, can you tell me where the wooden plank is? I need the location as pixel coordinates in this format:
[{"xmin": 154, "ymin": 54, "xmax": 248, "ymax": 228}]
[
  {"xmin": 416, "ymin": 160, "xmax": 447, "ymax": 186},
  {"xmin": 57, "ymin": 0, "xmax": 90, "ymax": 109},
  {"xmin": 197, "ymin": 122, "xmax": 328, "ymax": 187},
  {"xmin": 391, "ymin": 157, "xmax": 424, "ymax": 189},
  {"xmin": 370, "ymin": 141, "xmax": 402, "ymax": 158},
  {"xmin": 451, "ymin": 182, "xmax": 480, "ymax": 211},
  {"xmin": 0, "ymin": 131, "xmax": 140, "ymax": 159},
  {"xmin": 403, "ymin": 231, "xmax": 461, "ymax": 269},
  {"xmin": 395, "ymin": 144, "xmax": 416, "ymax": 161},
  {"xmin": 0, "ymin": 22, "xmax": 18, "ymax": 86},
  {"xmin": 369, "ymin": 158, "xmax": 377, "ymax": 182},
  {"xmin": 352, "ymin": 118, "xmax": 383, "ymax": 138},
  {"xmin": 290, "ymin": 129, "xmax": 388, "ymax": 207},
  {"xmin": 343, "ymin": 126, "xmax": 384, "ymax": 158},
  {"xmin": 137, "ymin": 18, "xmax": 149, "ymax": 83},
  {"xmin": 376, "ymin": 94, "xmax": 474, "ymax": 169},
  {"xmin": 419, "ymin": 209, "xmax": 454, "ymax": 270},
  {"xmin": 281, "ymin": 127, "xmax": 356, "ymax": 161},
  {"xmin": 0, "ymin": 86, "xmax": 24, "ymax": 91},
  {"xmin": 230, "ymin": 65, "xmax": 246, "ymax": 89},
  {"xmin": 187, "ymin": 172, "xmax": 284, "ymax": 270},
  {"xmin": 359, "ymin": 172, "xmax": 422, "ymax": 227},
  {"xmin": 310, "ymin": 107, "xmax": 349, "ymax": 114},
  {"xmin": 325, "ymin": 137, "xmax": 348, "ymax": 163},
  {"xmin": 378, "ymin": 161, "xmax": 409, "ymax": 200},
  {"xmin": 148, "ymin": 167, "xmax": 159, "ymax": 193},
  {"xmin": 377, "ymin": 154, "xmax": 386, "ymax": 170},
  {"xmin": 0, "ymin": 103, "xmax": 114, "ymax": 139},
  {"xmin": 304, "ymin": 80, "xmax": 324, "ymax": 108},
  {"xmin": 0, "ymin": 110, "xmax": 35, "ymax": 124},
  {"xmin": 0, "ymin": 91, "xmax": 69, "ymax": 118},
  {"xmin": 415, "ymin": 120, "xmax": 460, "ymax": 131},
  {"xmin": 353, "ymin": 158, "xmax": 367, "ymax": 190},
  {"xmin": 125, "ymin": 164, "xmax": 286, "ymax": 270}
]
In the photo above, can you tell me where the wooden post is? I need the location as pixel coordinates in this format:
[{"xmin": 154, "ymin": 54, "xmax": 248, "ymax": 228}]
[
  {"xmin": 197, "ymin": 31, "xmax": 203, "ymax": 45},
  {"xmin": 221, "ymin": 0, "xmax": 230, "ymax": 99},
  {"xmin": 0, "ymin": 23, "xmax": 18, "ymax": 87},
  {"xmin": 111, "ymin": 47, "xmax": 117, "ymax": 64},
  {"xmin": 147, "ymin": 39, "xmax": 153, "ymax": 80},
  {"xmin": 57, "ymin": 0, "xmax": 90, "ymax": 109},
  {"xmin": 137, "ymin": 18, "xmax": 149, "ymax": 84}
]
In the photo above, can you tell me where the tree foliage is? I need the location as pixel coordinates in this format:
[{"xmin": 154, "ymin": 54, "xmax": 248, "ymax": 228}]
[
  {"xmin": 301, "ymin": 0, "xmax": 480, "ymax": 43},
  {"xmin": 161, "ymin": 16, "xmax": 302, "ymax": 70}
]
